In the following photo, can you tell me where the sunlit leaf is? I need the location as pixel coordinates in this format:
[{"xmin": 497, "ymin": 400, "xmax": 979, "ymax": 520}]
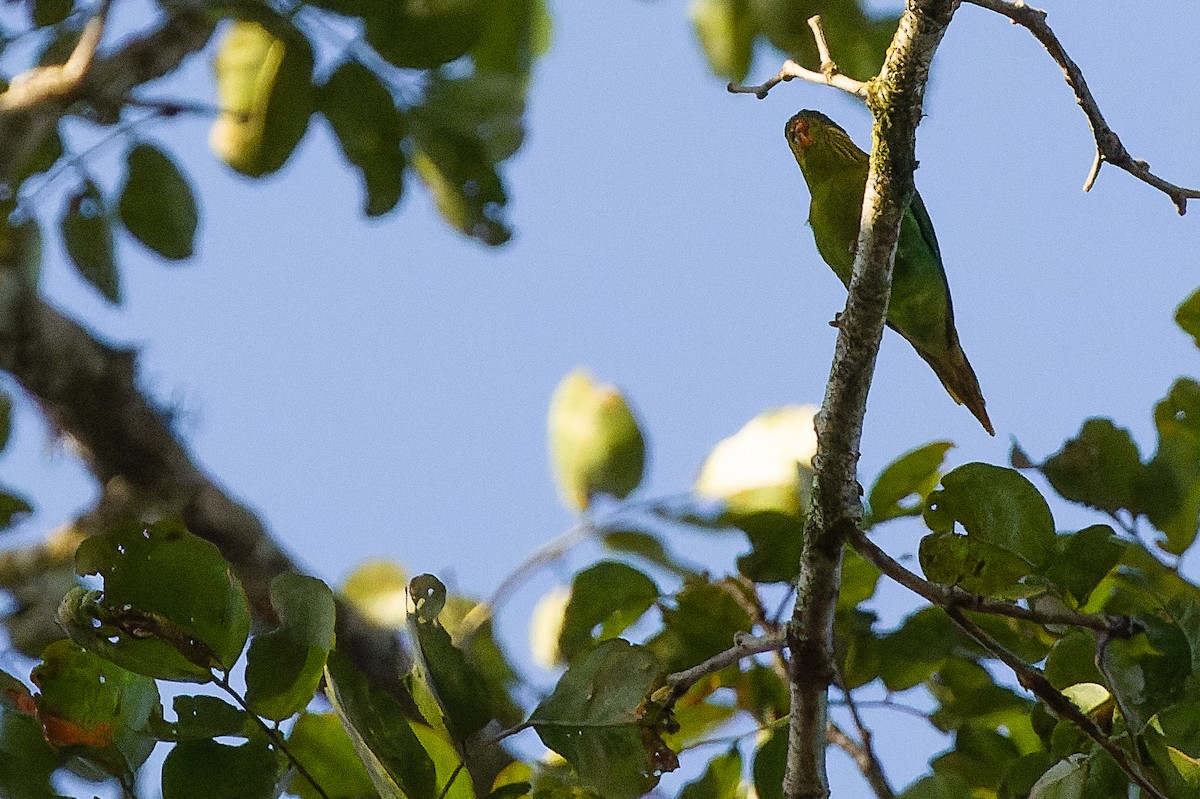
[
  {"xmin": 1175, "ymin": 287, "xmax": 1200, "ymax": 349},
  {"xmin": 342, "ymin": 560, "xmax": 409, "ymax": 628},
  {"xmin": 1028, "ymin": 755, "xmax": 1087, "ymax": 799},
  {"xmin": 1141, "ymin": 378, "xmax": 1200, "ymax": 554},
  {"xmin": 118, "ymin": 143, "xmax": 198, "ymax": 260},
  {"xmin": 690, "ymin": 0, "xmax": 756, "ymax": 83},
  {"xmin": 245, "ymin": 572, "xmax": 336, "ymax": 721},
  {"xmin": 547, "ymin": 368, "xmax": 646, "ymax": 511},
  {"xmin": 210, "ymin": 19, "xmax": 314, "ymax": 177},
  {"xmin": 867, "ymin": 441, "xmax": 953, "ymax": 526},
  {"xmin": 287, "ymin": 712, "xmax": 380, "ymax": 799}
]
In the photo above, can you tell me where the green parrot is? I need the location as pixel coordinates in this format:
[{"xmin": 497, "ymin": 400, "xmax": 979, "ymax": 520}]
[{"xmin": 785, "ymin": 110, "xmax": 993, "ymax": 435}]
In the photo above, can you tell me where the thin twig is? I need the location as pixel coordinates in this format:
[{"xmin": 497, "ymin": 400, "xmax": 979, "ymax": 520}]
[
  {"xmin": 834, "ymin": 682, "xmax": 894, "ymax": 799},
  {"xmin": 457, "ymin": 519, "xmax": 595, "ymax": 643},
  {"xmin": 663, "ymin": 632, "xmax": 787, "ymax": 703},
  {"xmin": 832, "ymin": 697, "xmax": 931, "ymax": 723},
  {"xmin": 944, "ymin": 607, "xmax": 1168, "ymax": 799},
  {"xmin": 846, "ymin": 526, "xmax": 1134, "ymax": 636},
  {"xmin": 727, "ymin": 16, "xmax": 869, "ymax": 101},
  {"xmin": 965, "ymin": 0, "xmax": 1200, "ymax": 214}
]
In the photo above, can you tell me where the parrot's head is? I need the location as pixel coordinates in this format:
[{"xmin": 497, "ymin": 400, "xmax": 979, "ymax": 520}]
[{"xmin": 785, "ymin": 110, "xmax": 866, "ymax": 173}]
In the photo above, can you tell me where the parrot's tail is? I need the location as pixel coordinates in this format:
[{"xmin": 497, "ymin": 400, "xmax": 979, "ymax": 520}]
[{"xmin": 917, "ymin": 340, "xmax": 994, "ymax": 436}]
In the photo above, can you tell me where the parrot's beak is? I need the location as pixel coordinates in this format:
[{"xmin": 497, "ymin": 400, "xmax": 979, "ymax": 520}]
[{"xmin": 788, "ymin": 116, "xmax": 813, "ymax": 149}]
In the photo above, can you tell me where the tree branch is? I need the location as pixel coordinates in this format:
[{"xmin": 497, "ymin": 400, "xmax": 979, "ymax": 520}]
[
  {"xmin": 727, "ymin": 17, "xmax": 868, "ymax": 100},
  {"xmin": 965, "ymin": 0, "xmax": 1200, "ymax": 214},
  {"xmin": 783, "ymin": 4, "xmax": 962, "ymax": 799},
  {"xmin": 944, "ymin": 607, "xmax": 1168, "ymax": 799},
  {"xmin": 663, "ymin": 632, "xmax": 786, "ymax": 703},
  {"xmin": 0, "ymin": 262, "xmax": 414, "ymax": 707},
  {"xmin": 832, "ymin": 684, "xmax": 894, "ymax": 799},
  {"xmin": 846, "ymin": 526, "xmax": 1134, "ymax": 636}
]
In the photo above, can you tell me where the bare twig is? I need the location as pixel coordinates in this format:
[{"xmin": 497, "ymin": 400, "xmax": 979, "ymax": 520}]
[
  {"xmin": 846, "ymin": 526, "xmax": 1134, "ymax": 637},
  {"xmin": 663, "ymin": 632, "xmax": 786, "ymax": 703},
  {"xmin": 728, "ymin": 16, "xmax": 869, "ymax": 101},
  {"xmin": 833, "ymin": 683, "xmax": 894, "ymax": 799},
  {"xmin": 944, "ymin": 607, "xmax": 1168, "ymax": 799},
  {"xmin": 965, "ymin": 0, "xmax": 1200, "ymax": 214}
]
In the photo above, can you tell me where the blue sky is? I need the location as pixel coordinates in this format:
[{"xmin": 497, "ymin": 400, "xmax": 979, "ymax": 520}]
[{"xmin": 4, "ymin": 0, "xmax": 1199, "ymax": 794}]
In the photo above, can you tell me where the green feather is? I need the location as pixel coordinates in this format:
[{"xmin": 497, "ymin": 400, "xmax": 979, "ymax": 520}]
[{"xmin": 785, "ymin": 110, "xmax": 993, "ymax": 435}]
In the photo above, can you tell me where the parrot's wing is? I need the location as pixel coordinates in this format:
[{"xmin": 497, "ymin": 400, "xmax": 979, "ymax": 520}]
[{"xmin": 909, "ymin": 189, "xmax": 955, "ymax": 332}]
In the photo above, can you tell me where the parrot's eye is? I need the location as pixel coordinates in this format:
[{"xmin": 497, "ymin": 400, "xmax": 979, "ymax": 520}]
[{"xmin": 790, "ymin": 118, "xmax": 813, "ymax": 148}]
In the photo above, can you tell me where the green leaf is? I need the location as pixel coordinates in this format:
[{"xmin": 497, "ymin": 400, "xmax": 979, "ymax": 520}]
[
  {"xmin": 1103, "ymin": 614, "xmax": 1191, "ymax": 733},
  {"xmin": 407, "ymin": 574, "xmax": 496, "ymax": 743},
  {"xmin": 210, "ymin": 19, "xmax": 314, "ymax": 177},
  {"xmin": 324, "ymin": 649, "xmax": 438, "ymax": 799},
  {"xmin": 679, "ymin": 746, "xmax": 743, "ymax": 799},
  {"xmin": 531, "ymin": 640, "xmax": 675, "ymax": 799},
  {"xmin": 602, "ymin": 530, "xmax": 694, "ymax": 577},
  {"xmin": 930, "ymin": 724, "xmax": 1021, "ymax": 793},
  {"xmin": 1044, "ymin": 630, "xmax": 1104, "ymax": 690},
  {"xmin": 646, "ymin": 578, "xmax": 753, "ymax": 674},
  {"xmin": 33, "ymin": 0, "xmax": 72, "ymax": 27},
  {"xmin": 748, "ymin": 0, "xmax": 897, "ymax": 81},
  {"xmin": 1141, "ymin": 378, "xmax": 1200, "ymax": 554},
  {"xmin": 62, "ymin": 518, "xmax": 251, "ymax": 681},
  {"xmin": 733, "ymin": 510, "xmax": 805, "ymax": 584},
  {"xmin": 318, "ymin": 61, "xmax": 405, "ymax": 217},
  {"xmin": 878, "ymin": 607, "xmax": 960, "ymax": 692},
  {"xmin": 689, "ymin": 0, "xmax": 756, "ymax": 83},
  {"xmin": 0, "ymin": 490, "xmax": 33, "ymax": 530},
  {"xmin": 472, "ymin": 0, "xmax": 551, "ymax": 76},
  {"xmin": 1176, "ymin": 287, "xmax": 1200, "ymax": 348},
  {"xmin": 173, "ymin": 695, "xmax": 248, "ymax": 739},
  {"xmin": 558, "ymin": 561, "xmax": 659, "ymax": 662},
  {"xmin": 245, "ymin": 572, "xmax": 336, "ymax": 721},
  {"xmin": 546, "ymin": 368, "xmax": 646, "ymax": 511},
  {"xmin": 118, "ymin": 143, "xmax": 198, "ymax": 260},
  {"xmin": 162, "ymin": 738, "xmax": 282, "ymax": 799},
  {"xmin": 928, "ymin": 659, "xmax": 1033, "ymax": 734},
  {"xmin": 31, "ymin": 640, "xmax": 160, "ymax": 776},
  {"xmin": 1028, "ymin": 755, "xmax": 1088, "ymax": 799},
  {"xmin": 921, "ymin": 463, "xmax": 1055, "ymax": 594},
  {"xmin": 835, "ymin": 606, "xmax": 881, "ymax": 689},
  {"xmin": 1041, "ymin": 525, "xmax": 1124, "ymax": 606},
  {"xmin": 365, "ymin": 0, "xmax": 486, "ymax": 69},
  {"xmin": 867, "ymin": 441, "xmax": 953, "ymax": 526},
  {"xmin": 60, "ymin": 179, "xmax": 118, "ymax": 303},
  {"xmin": 0, "ymin": 697, "xmax": 62, "ymax": 799},
  {"xmin": 1040, "ymin": 419, "xmax": 1143, "ymax": 514},
  {"xmin": 287, "ymin": 712, "xmax": 380, "ymax": 799},
  {"xmin": 0, "ymin": 390, "xmax": 10, "ymax": 450},
  {"xmin": 751, "ymin": 725, "xmax": 786, "ymax": 799},
  {"xmin": 897, "ymin": 774, "xmax": 974, "ymax": 799},
  {"xmin": 0, "ymin": 198, "xmax": 42, "ymax": 289}
]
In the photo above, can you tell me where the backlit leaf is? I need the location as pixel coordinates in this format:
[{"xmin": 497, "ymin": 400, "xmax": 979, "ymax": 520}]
[{"xmin": 118, "ymin": 143, "xmax": 198, "ymax": 260}]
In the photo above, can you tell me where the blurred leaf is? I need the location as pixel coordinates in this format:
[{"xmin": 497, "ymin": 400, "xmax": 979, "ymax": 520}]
[
  {"xmin": 31, "ymin": 640, "xmax": 160, "ymax": 776},
  {"xmin": 245, "ymin": 572, "xmax": 336, "ymax": 721},
  {"xmin": 530, "ymin": 639, "xmax": 675, "ymax": 799},
  {"xmin": 0, "ymin": 490, "xmax": 33, "ymax": 530},
  {"xmin": 33, "ymin": 0, "xmax": 72, "ymax": 27},
  {"xmin": 318, "ymin": 61, "xmax": 405, "ymax": 217},
  {"xmin": 646, "ymin": 578, "xmax": 753, "ymax": 674},
  {"xmin": 472, "ymin": 0, "xmax": 552, "ymax": 76},
  {"xmin": 407, "ymin": 574, "xmax": 496, "ymax": 743},
  {"xmin": 0, "ymin": 700, "xmax": 62, "ymax": 799},
  {"xmin": 839, "ymin": 544, "xmax": 881, "ymax": 610},
  {"xmin": 1176, "ymin": 287, "xmax": 1200, "ymax": 348},
  {"xmin": 751, "ymin": 724, "xmax": 786, "ymax": 799},
  {"xmin": 342, "ymin": 560, "xmax": 409, "ymax": 628},
  {"xmin": 118, "ymin": 143, "xmax": 198, "ymax": 260},
  {"xmin": 529, "ymin": 586, "xmax": 570, "ymax": 668},
  {"xmin": 558, "ymin": 561, "xmax": 659, "ymax": 662},
  {"xmin": 928, "ymin": 659, "xmax": 1032, "ymax": 734},
  {"xmin": 546, "ymin": 368, "xmax": 646, "ymax": 511},
  {"xmin": 867, "ymin": 441, "xmax": 953, "ymax": 526},
  {"xmin": 1141, "ymin": 378, "xmax": 1200, "ymax": 554},
  {"xmin": 695, "ymin": 405, "xmax": 816, "ymax": 518},
  {"xmin": 930, "ymin": 723, "xmax": 1021, "ymax": 793},
  {"xmin": 602, "ymin": 530, "xmax": 694, "ymax": 577},
  {"xmin": 728, "ymin": 664, "xmax": 788, "ymax": 724},
  {"xmin": 1028, "ymin": 755, "xmax": 1087, "ymax": 799},
  {"xmin": 60, "ymin": 179, "xmax": 118, "ymax": 303},
  {"xmin": 748, "ymin": 0, "xmax": 897, "ymax": 81},
  {"xmin": 1103, "ymin": 614, "xmax": 1191, "ymax": 733},
  {"xmin": 1144, "ymin": 701, "xmax": 1200, "ymax": 797},
  {"xmin": 897, "ymin": 774, "xmax": 974, "ymax": 799},
  {"xmin": 835, "ymin": 606, "xmax": 880, "ymax": 689},
  {"xmin": 0, "ymin": 198, "xmax": 42, "ymax": 289},
  {"xmin": 1040, "ymin": 420, "xmax": 1143, "ymax": 514},
  {"xmin": 365, "ymin": 0, "xmax": 486, "ymax": 69},
  {"xmin": 690, "ymin": 0, "xmax": 756, "ymax": 83},
  {"xmin": 63, "ymin": 518, "xmax": 251, "ymax": 682},
  {"xmin": 0, "ymin": 389, "xmax": 9, "ymax": 450},
  {"xmin": 679, "ymin": 746, "xmax": 743, "ymax": 799},
  {"xmin": 173, "ymin": 695, "xmax": 248, "ymax": 739},
  {"xmin": 733, "ymin": 510, "xmax": 805, "ymax": 584},
  {"xmin": 1041, "ymin": 525, "xmax": 1124, "ymax": 606},
  {"xmin": 1044, "ymin": 630, "xmax": 1104, "ymax": 690},
  {"xmin": 210, "ymin": 19, "xmax": 314, "ymax": 177},
  {"xmin": 411, "ymin": 723, "xmax": 475, "ymax": 799},
  {"xmin": 287, "ymin": 712, "xmax": 381, "ymax": 799},
  {"xmin": 162, "ymin": 738, "xmax": 282, "ymax": 799},
  {"xmin": 325, "ymin": 649, "xmax": 437, "ymax": 799},
  {"xmin": 878, "ymin": 607, "xmax": 960, "ymax": 692}
]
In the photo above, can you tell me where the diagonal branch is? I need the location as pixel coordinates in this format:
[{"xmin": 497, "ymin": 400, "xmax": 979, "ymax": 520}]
[
  {"xmin": 846, "ymin": 526, "xmax": 1134, "ymax": 637},
  {"xmin": 728, "ymin": 17, "xmax": 868, "ymax": 100},
  {"xmin": 965, "ymin": 0, "xmax": 1200, "ymax": 214},
  {"xmin": 783, "ymin": 3, "xmax": 962, "ymax": 799}
]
